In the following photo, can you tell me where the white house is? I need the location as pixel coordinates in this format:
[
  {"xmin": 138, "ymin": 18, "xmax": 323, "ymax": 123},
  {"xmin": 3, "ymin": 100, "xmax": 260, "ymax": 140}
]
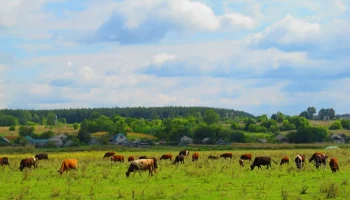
[{"xmin": 110, "ymin": 133, "xmax": 128, "ymax": 144}]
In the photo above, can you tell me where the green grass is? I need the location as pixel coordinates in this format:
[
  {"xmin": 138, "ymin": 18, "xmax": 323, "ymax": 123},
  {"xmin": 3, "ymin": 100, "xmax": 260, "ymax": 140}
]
[{"xmin": 0, "ymin": 149, "xmax": 349, "ymax": 199}]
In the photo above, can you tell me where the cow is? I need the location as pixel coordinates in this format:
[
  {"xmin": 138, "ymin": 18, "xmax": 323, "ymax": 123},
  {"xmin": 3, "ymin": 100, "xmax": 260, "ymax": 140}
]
[
  {"xmin": 160, "ymin": 154, "xmax": 173, "ymax": 161},
  {"xmin": 240, "ymin": 154, "xmax": 252, "ymax": 161},
  {"xmin": 309, "ymin": 153, "xmax": 327, "ymax": 169},
  {"xmin": 111, "ymin": 155, "xmax": 124, "ymax": 162},
  {"xmin": 173, "ymin": 155, "xmax": 185, "ymax": 164},
  {"xmin": 57, "ymin": 159, "xmax": 78, "ymax": 175},
  {"xmin": 208, "ymin": 155, "xmax": 219, "ymax": 160},
  {"xmin": 151, "ymin": 157, "xmax": 158, "ymax": 169},
  {"xmin": 179, "ymin": 150, "xmax": 189, "ymax": 156},
  {"xmin": 329, "ymin": 158, "xmax": 339, "ymax": 173},
  {"xmin": 128, "ymin": 156, "xmax": 135, "ymax": 162},
  {"xmin": 220, "ymin": 153, "xmax": 233, "ymax": 160},
  {"xmin": 314, "ymin": 154, "xmax": 328, "ymax": 169},
  {"xmin": 35, "ymin": 153, "xmax": 49, "ymax": 160},
  {"xmin": 280, "ymin": 156, "xmax": 289, "ymax": 165},
  {"xmin": 0, "ymin": 157, "xmax": 9, "ymax": 166},
  {"xmin": 239, "ymin": 159, "xmax": 244, "ymax": 167},
  {"xmin": 103, "ymin": 152, "xmax": 115, "ymax": 158},
  {"xmin": 126, "ymin": 159, "xmax": 157, "ymax": 177},
  {"xmin": 19, "ymin": 157, "xmax": 37, "ymax": 171},
  {"xmin": 139, "ymin": 156, "xmax": 148, "ymax": 159},
  {"xmin": 192, "ymin": 152, "xmax": 199, "ymax": 162},
  {"xmin": 295, "ymin": 154, "xmax": 305, "ymax": 169},
  {"xmin": 250, "ymin": 156, "xmax": 277, "ymax": 170}
]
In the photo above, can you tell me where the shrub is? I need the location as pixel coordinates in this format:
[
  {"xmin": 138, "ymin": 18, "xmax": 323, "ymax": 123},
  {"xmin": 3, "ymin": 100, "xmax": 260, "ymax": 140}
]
[
  {"xmin": 9, "ymin": 125, "xmax": 16, "ymax": 131},
  {"xmin": 329, "ymin": 121, "xmax": 342, "ymax": 130}
]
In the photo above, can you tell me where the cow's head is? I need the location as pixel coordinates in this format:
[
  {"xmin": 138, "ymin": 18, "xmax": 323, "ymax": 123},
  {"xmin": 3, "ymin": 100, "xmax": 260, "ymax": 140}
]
[
  {"xmin": 126, "ymin": 163, "xmax": 138, "ymax": 177},
  {"xmin": 250, "ymin": 165, "xmax": 255, "ymax": 170}
]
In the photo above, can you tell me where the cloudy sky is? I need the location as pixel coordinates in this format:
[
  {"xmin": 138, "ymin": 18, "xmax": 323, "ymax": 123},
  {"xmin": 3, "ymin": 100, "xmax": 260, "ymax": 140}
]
[{"xmin": 1, "ymin": 0, "xmax": 350, "ymax": 116}]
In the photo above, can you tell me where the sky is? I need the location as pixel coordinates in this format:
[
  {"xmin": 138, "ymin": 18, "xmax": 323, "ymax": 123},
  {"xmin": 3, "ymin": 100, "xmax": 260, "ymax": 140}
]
[{"xmin": 0, "ymin": 0, "xmax": 350, "ymax": 116}]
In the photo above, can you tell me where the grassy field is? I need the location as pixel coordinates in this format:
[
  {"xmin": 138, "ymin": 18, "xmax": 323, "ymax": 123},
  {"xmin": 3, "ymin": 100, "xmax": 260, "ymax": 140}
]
[{"xmin": 0, "ymin": 149, "xmax": 349, "ymax": 199}]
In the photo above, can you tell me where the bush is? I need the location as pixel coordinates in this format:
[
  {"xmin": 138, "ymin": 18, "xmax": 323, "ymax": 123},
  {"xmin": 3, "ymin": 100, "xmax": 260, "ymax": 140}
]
[
  {"xmin": 73, "ymin": 123, "xmax": 80, "ymax": 130},
  {"xmin": 329, "ymin": 121, "xmax": 342, "ymax": 130},
  {"xmin": 9, "ymin": 125, "xmax": 16, "ymax": 131}
]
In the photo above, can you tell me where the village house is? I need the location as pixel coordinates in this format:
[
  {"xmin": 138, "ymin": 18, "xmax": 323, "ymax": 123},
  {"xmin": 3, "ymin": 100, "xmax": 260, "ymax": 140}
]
[
  {"xmin": 109, "ymin": 133, "xmax": 128, "ymax": 144},
  {"xmin": 330, "ymin": 133, "xmax": 346, "ymax": 143},
  {"xmin": 179, "ymin": 136, "xmax": 193, "ymax": 145}
]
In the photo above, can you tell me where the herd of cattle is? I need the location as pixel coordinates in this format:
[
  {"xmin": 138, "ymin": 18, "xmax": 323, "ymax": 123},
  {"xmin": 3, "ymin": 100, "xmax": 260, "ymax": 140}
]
[{"xmin": 0, "ymin": 151, "xmax": 339, "ymax": 177}]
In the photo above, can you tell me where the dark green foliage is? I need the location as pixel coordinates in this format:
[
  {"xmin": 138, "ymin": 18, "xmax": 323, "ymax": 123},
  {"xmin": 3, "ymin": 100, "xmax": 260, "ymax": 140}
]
[
  {"xmin": 288, "ymin": 116, "xmax": 310, "ymax": 129},
  {"xmin": 0, "ymin": 115, "xmax": 19, "ymax": 126},
  {"xmin": 248, "ymin": 124, "xmax": 267, "ymax": 132},
  {"xmin": 260, "ymin": 119, "xmax": 277, "ymax": 129},
  {"xmin": 281, "ymin": 120, "xmax": 296, "ymax": 131},
  {"xmin": 244, "ymin": 118, "xmax": 256, "ymax": 130},
  {"xmin": 9, "ymin": 125, "xmax": 16, "ymax": 131},
  {"xmin": 318, "ymin": 108, "xmax": 335, "ymax": 120},
  {"xmin": 73, "ymin": 123, "xmax": 80, "ymax": 130},
  {"xmin": 18, "ymin": 126, "xmax": 35, "ymax": 137},
  {"xmin": 287, "ymin": 126, "xmax": 327, "ymax": 143},
  {"xmin": 230, "ymin": 131, "xmax": 246, "ymax": 142},
  {"xmin": 203, "ymin": 109, "xmax": 220, "ymax": 125},
  {"xmin": 231, "ymin": 121, "xmax": 240, "ymax": 130},
  {"xmin": 46, "ymin": 112, "xmax": 56, "ymax": 125}
]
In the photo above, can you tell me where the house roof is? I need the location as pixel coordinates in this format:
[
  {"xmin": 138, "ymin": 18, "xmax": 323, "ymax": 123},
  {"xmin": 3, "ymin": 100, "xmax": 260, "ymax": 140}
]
[
  {"xmin": 0, "ymin": 137, "xmax": 10, "ymax": 143},
  {"xmin": 202, "ymin": 137, "xmax": 210, "ymax": 142},
  {"xmin": 34, "ymin": 139, "xmax": 49, "ymax": 143},
  {"xmin": 276, "ymin": 134, "xmax": 288, "ymax": 141},
  {"xmin": 57, "ymin": 134, "xmax": 67, "ymax": 139},
  {"xmin": 24, "ymin": 136, "xmax": 34, "ymax": 141},
  {"xmin": 257, "ymin": 138, "xmax": 267, "ymax": 143},
  {"xmin": 180, "ymin": 136, "xmax": 192, "ymax": 141},
  {"xmin": 330, "ymin": 134, "xmax": 345, "ymax": 139}
]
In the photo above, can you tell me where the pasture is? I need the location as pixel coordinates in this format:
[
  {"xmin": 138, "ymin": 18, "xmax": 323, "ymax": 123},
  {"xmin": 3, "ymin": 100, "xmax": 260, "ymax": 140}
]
[{"xmin": 0, "ymin": 149, "xmax": 349, "ymax": 200}]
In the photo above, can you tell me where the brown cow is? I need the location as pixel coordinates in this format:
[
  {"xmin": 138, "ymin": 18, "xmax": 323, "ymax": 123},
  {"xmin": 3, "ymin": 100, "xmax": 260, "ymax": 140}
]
[
  {"xmin": 19, "ymin": 157, "xmax": 37, "ymax": 171},
  {"xmin": 160, "ymin": 154, "xmax": 173, "ymax": 161},
  {"xmin": 57, "ymin": 159, "xmax": 78, "ymax": 175},
  {"xmin": 240, "ymin": 154, "xmax": 252, "ymax": 161},
  {"xmin": 0, "ymin": 157, "xmax": 9, "ymax": 166},
  {"xmin": 329, "ymin": 157, "xmax": 339, "ymax": 173},
  {"xmin": 179, "ymin": 150, "xmax": 189, "ymax": 156},
  {"xmin": 173, "ymin": 155, "xmax": 185, "ymax": 164},
  {"xmin": 220, "ymin": 153, "xmax": 233, "ymax": 160},
  {"xmin": 126, "ymin": 159, "xmax": 157, "ymax": 177},
  {"xmin": 128, "ymin": 156, "xmax": 135, "ymax": 162},
  {"xmin": 295, "ymin": 154, "xmax": 305, "ymax": 169},
  {"xmin": 103, "ymin": 152, "xmax": 115, "ymax": 158},
  {"xmin": 192, "ymin": 152, "xmax": 199, "ymax": 162},
  {"xmin": 111, "ymin": 155, "xmax": 124, "ymax": 162},
  {"xmin": 239, "ymin": 159, "xmax": 244, "ymax": 167},
  {"xmin": 250, "ymin": 156, "xmax": 277, "ymax": 170},
  {"xmin": 280, "ymin": 156, "xmax": 289, "ymax": 165},
  {"xmin": 309, "ymin": 153, "xmax": 327, "ymax": 169}
]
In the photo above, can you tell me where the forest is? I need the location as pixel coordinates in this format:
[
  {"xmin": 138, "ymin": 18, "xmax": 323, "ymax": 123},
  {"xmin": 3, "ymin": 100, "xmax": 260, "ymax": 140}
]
[{"xmin": 0, "ymin": 106, "xmax": 349, "ymax": 146}]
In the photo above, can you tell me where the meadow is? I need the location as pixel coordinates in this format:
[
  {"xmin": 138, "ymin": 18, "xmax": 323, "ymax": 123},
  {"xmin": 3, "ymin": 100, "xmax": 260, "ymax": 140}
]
[{"xmin": 0, "ymin": 149, "xmax": 349, "ymax": 200}]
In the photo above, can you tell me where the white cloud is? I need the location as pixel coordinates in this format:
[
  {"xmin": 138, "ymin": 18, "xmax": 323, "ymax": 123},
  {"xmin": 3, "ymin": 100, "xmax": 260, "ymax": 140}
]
[
  {"xmin": 152, "ymin": 53, "xmax": 177, "ymax": 66},
  {"xmin": 250, "ymin": 15, "xmax": 321, "ymax": 46}
]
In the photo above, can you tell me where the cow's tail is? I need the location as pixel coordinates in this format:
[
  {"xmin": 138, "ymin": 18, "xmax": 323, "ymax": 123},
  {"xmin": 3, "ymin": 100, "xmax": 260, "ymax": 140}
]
[{"xmin": 271, "ymin": 159, "xmax": 277, "ymax": 164}]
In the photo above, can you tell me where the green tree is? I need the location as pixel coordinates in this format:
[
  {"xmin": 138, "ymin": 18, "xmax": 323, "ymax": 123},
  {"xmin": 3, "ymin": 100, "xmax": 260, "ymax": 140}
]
[
  {"xmin": 18, "ymin": 126, "xmax": 35, "ymax": 137},
  {"xmin": 203, "ymin": 109, "xmax": 220, "ymax": 125},
  {"xmin": 230, "ymin": 131, "xmax": 246, "ymax": 142},
  {"xmin": 257, "ymin": 114, "xmax": 268, "ymax": 122},
  {"xmin": 287, "ymin": 126, "xmax": 327, "ymax": 143},
  {"xmin": 307, "ymin": 107, "xmax": 316, "ymax": 119},
  {"xmin": 73, "ymin": 123, "xmax": 80, "ymax": 130},
  {"xmin": 288, "ymin": 116, "xmax": 310, "ymax": 129},
  {"xmin": 46, "ymin": 112, "xmax": 56, "ymax": 126},
  {"xmin": 231, "ymin": 121, "xmax": 240, "ymax": 130},
  {"xmin": 77, "ymin": 128, "xmax": 91, "ymax": 144},
  {"xmin": 276, "ymin": 112, "xmax": 285, "ymax": 123},
  {"xmin": 281, "ymin": 120, "xmax": 296, "ymax": 131},
  {"xmin": 341, "ymin": 119, "xmax": 350, "ymax": 129}
]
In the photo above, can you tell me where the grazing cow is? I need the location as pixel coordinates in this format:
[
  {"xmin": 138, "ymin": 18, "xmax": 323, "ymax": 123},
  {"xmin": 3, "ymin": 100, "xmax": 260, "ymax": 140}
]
[
  {"xmin": 220, "ymin": 153, "xmax": 233, "ymax": 160},
  {"xmin": 208, "ymin": 155, "xmax": 219, "ymax": 160},
  {"xmin": 35, "ymin": 153, "xmax": 49, "ymax": 160},
  {"xmin": 314, "ymin": 154, "xmax": 328, "ymax": 169},
  {"xmin": 139, "ymin": 156, "xmax": 148, "ymax": 159},
  {"xmin": 280, "ymin": 156, "xmax": 289, "ymax": 165},
  {"xmin": 126, "ymin": 159, "xmax": 157, "ymax": 177},
  {"xmin": 240, "ymin": 154, "xmax": 252, "ymax": 161},
  {"xmin": 309, "ymin": 153, "xmax": 327, "ymax": 169},
  {"xmin": 0, "ymin": 157, "xmax": 9, "ymax": 166},
  {"xmin": 160, "ymin": 154, "xmax": 173, "ymax": 161},
  {"xmin": 57, "ymin": 159, "xmax": 78, "ymax": 175},
  {"xmin": 128, "ymin": 156, "xmax": 135, "ymax": 162},
  {"xmin": 151, "ymin": 157, "xmax": 158, "ymax": 169},
  {"xmin": 295, "ymin": 154, "xmax": 305, "ymax": 169},
  {"xmin": 192, "ymin": 152, "xmax": 199, "ymax": 162},
  {"xmin": 329, "ymin": 158, "xmax": 339, "ymax": 173},
  {"xmin": 250, "ymin": 156, "xmax": 277, "ymax": 170},
  {"xmin": 179, "ymin": 150, "xmax": 189, "ymax": 156},
  {"xmin": 19, "ymin": 157, "xmax": 37, "ymax": 171},
  {"xmin": 173, "ymin": 155, "xmax": 185, "ymax": 164},
  {"xmin": 111, "ymin": 155, "xmax": 125, "ymax": 162},
  {"xmin": 239, "ymin": 159, "xmax": 244, "ymax": 167},
  {"xmin": 103, "ymin": 152, "xmax": 115, "ymax": 158}
]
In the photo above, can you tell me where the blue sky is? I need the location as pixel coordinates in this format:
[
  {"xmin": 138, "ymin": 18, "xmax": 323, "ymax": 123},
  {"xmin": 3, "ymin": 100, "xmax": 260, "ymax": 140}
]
[{"xmin": 1, "ymin": 0, "xmax": 350, "ymax": 116}]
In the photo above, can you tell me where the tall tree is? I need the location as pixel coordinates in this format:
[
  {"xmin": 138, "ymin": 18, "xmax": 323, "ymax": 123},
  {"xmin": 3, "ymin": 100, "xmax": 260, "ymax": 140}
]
[
  {"xmin": 203, "ymin": 109, "xmax": 220, "ymax": 125},
  {"xmin": 307, "ymin": 107, "xmax": 316, "ymax": 119}
]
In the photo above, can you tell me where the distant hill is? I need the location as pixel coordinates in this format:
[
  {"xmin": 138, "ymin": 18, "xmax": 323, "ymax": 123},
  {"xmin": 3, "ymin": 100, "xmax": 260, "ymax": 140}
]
[{"xmin": 0, "ymin": 106, "xmax": 254, "ymax": 124}]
